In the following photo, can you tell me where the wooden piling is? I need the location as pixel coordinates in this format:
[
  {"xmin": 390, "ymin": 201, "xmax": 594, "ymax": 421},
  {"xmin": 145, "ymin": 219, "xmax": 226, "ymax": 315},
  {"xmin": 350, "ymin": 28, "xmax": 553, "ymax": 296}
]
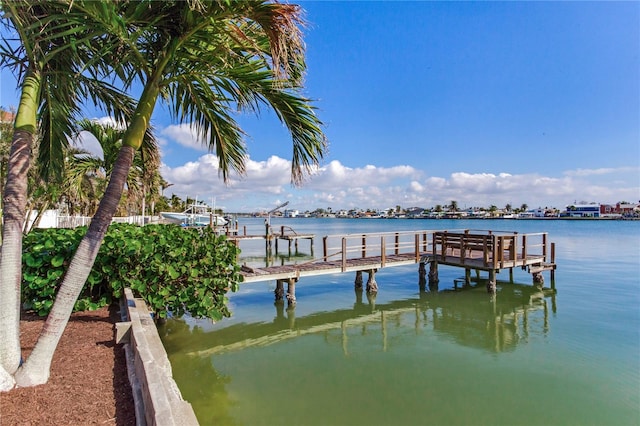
[
  {"xmin": 355, "ymin": 271, "xmax": 363, "ymax": 289},
  {"xmin": 286, "ymin": 278, "xmax": 297, "ymax": 305},
  {"xmin": 550, "ymin": 242, "xmax": 556, "ymax": 282},
  {"xmin": 366, "ymin": 269, "xmax": 378, "ymax": 293},
  {"xmin": 487, "ymin": 270, "xmax": 496, "ymax": 293},
  {"xmin": 275, "ymin": 280, "xmax": 284, "ymax": 301}
]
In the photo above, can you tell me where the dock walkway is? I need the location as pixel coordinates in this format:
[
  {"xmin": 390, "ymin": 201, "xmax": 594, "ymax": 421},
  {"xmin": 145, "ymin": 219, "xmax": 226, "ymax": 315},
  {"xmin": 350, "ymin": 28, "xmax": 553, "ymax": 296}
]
[{"xmin": 237, "ymin": 229, "xmax": 556, "ymax": 300}]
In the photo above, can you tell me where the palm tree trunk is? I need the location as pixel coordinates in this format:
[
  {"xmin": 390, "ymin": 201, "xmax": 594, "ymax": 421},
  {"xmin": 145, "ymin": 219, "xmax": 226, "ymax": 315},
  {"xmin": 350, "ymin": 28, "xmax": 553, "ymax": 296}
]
[
  {"xmin": 0, "ymin": 129, "xmax": 33, "ymax": 378},
  {"xmin": 0, "ymin": 68, "xmax": 40, "ymax": 383},
  {"xmin": 26, "ymin": 199, "xmax": 51, "ymax": 233},
  {"xmin": 13, "ymin": 46, "xmax": 165, "ymax": 388},
  {"xmin": 14, "ymin": 146, "xmax": 135, "ymax": 387}
]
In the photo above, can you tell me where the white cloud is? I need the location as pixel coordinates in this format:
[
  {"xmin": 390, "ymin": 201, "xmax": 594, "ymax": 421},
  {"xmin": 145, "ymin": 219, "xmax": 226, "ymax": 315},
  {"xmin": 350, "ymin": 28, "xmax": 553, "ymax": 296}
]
[
  {"xmin": 161, "ymin": 123, "xmax": 209, "ymax": 151},
  {"xmin": 564, "ymin": 166, "xmax": 638, "ymax": 177},
  {"xmin": 308, "ymin": 160, "xmax": 419, "ymax": 191},
  {"xmin": 158, "ymin": 150, "xmax": 640, "ymax": 212}
]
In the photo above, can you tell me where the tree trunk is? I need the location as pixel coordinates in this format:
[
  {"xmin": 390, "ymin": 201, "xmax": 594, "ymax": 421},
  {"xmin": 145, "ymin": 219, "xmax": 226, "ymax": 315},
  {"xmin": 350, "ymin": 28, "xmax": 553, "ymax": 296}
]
[
  {"xmin": 28, "ymin": 199, "xmax": 51, "ymax": 233},
  {"xmin": 14, "ymin": 146, "xmax": 135, "ymax": 387},
  {"xmin": 0, "ymin": 67, "xmax": 40, "ymax": 391},
  {"xmin": 0, "ymin": 129, "xmax": 32, "ymax": 385}
]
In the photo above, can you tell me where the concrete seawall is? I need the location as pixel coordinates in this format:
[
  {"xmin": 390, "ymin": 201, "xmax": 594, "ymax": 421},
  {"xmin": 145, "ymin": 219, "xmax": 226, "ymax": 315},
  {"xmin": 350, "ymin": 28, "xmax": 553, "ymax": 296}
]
[{"xmin": 117, "ymin": 288, "xmax": 199, "ymax": 426}]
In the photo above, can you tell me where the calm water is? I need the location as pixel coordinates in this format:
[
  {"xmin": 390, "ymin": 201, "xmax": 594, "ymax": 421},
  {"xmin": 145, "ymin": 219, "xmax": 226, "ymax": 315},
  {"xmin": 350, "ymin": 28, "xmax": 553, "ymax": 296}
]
[{"xmin": 158, "ymin": 218, "xmax": 640, "ymax": 426}]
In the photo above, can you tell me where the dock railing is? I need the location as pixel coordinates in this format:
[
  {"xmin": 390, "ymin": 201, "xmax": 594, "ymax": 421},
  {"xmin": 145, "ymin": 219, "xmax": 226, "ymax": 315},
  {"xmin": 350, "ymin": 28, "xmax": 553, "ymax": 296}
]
[
  {"xmin": 279, "ymin": 225, "xmax": 299, "ymax": 237},
  {"xmin": 432, "ymin": 229, "xmax": 551, "ymax": 269},
  {"xmin": 319, "ymin": 229, "xmax": 551, "ymax": 272},
  {"xmin": 321, "ymin": 230, "xmax": 437, "ymax": 271}
]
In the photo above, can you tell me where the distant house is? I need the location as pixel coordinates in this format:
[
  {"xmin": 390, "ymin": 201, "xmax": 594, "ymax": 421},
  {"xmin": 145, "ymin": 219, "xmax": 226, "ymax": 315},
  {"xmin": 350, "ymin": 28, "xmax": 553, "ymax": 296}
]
[
  {"xmin": 283, "ymin": 209, "xmax": 299, "ymax": 218},
  {"xmin": 562, "ymin": 204, "xmax": 600, "ymax": 218},
  {"xmin": 616, "ymin": 203, "xmax": 639, "ymax": 216},
  {"xmin": 532, "ymin": 208, "xmax": 546, "ymax": 218},
  {"xmin": 405, "ymin": 207, "xmax": 425, "ymax": 218}
]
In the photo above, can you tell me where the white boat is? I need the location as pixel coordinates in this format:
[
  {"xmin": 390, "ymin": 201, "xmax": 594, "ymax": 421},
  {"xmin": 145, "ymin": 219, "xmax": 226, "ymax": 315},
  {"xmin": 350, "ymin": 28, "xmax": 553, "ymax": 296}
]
[{"xmin": 160, "ymin": 204, "xmax": 228, "ymax": 227}]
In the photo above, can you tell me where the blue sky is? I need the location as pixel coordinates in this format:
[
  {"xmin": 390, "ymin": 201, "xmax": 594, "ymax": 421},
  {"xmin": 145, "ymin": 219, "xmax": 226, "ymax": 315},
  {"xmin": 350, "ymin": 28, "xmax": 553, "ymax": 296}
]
[{"xmin": 1, "ymin": 1, "xmax": 639, "ymax": 213}]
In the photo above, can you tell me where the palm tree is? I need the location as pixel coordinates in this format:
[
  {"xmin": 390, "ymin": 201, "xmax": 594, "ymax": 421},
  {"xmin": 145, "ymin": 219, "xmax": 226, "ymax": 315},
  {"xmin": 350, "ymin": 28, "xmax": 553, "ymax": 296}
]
[
  {"xmin": 449, "ymin": 200, "xmax": 459, "ymax": 212},
  {"xmin": 66, "ymin": 119, "xmax": 160, "ymax": 217},
  {"xmin": 0, "ymin": 0, "xmax": 133, "ymax": 389},
  {"xmin": 170, "ymin": 193, "xmax": 184, "ymax": 211},
  {"xmin": 14, "ymin": 0, "xmax": 326, "ymax": 387}
]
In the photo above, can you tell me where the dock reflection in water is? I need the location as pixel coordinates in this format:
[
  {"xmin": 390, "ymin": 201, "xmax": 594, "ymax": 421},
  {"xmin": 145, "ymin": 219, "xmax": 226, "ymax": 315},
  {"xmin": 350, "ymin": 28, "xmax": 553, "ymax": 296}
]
[
  {"xmin": 158, "ymin": 280, "xmax": 556, "ymax": 426},
  {"xmin": 175, "ymin": 282, "xmax": 553, "ymax": 357}
]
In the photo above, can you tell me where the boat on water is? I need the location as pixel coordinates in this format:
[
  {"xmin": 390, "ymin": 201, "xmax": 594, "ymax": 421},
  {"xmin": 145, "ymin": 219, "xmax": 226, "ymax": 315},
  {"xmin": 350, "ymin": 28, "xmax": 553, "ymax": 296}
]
[{"xmin": 160, "ymin": 204, "xmax": 228, "ymax": 227}]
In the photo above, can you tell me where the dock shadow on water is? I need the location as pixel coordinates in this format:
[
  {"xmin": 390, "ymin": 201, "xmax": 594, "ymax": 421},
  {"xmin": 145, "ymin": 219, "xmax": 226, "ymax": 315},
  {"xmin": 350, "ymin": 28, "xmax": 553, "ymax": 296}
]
[{"xmin": 158, "ymin": 280, "xmax": 566, "ymax": 426}]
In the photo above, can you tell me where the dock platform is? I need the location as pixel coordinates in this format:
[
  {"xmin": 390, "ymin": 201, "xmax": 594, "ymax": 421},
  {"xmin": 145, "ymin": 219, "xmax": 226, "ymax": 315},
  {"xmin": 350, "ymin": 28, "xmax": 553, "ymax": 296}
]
[
  {"xmin": 229, "ymin": 224, "xmax": 314, "ymax": 253},
  {"xmin": 237, "ymin": 229, "xmax": 556, "ymax": 302}
]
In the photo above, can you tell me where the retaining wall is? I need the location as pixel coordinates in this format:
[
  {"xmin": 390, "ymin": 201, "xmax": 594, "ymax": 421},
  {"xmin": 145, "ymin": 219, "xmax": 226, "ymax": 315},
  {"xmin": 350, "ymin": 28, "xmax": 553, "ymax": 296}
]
[{"xmin": 118, "ymin": 288, "xmax": 199, "ymax": 426}]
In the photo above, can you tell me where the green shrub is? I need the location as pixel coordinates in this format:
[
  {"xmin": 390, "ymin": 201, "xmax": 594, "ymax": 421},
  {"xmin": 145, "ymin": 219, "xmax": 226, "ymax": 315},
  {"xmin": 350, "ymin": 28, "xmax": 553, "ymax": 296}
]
[{"xmin": 22, "ymin": 223, "xmax": 242, "ymax": 320}]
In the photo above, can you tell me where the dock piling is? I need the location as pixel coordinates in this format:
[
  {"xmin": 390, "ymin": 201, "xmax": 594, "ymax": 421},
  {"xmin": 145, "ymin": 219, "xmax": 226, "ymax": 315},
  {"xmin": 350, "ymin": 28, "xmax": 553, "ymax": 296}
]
[
  {"xmin": 286, "ymin": 278, "xmax": 297, "ymax": 305},
  {"xmin": 355, "ymin": 271, "xmax": 363, "ymax": 289},
  {"xmin": 366, "ymin": 269, "xmax": 378, "ymax": 293},
  {"xmin": 275, "ymin": 280, "xmax": 284, "ymax": 301},
  {"xmin": 487, "ymin": 270, "xmax": 497, "ymax": 293}
]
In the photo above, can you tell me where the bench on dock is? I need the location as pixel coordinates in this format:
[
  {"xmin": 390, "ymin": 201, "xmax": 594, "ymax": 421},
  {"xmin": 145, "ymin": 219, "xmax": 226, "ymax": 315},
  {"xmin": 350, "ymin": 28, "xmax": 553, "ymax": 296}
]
[
  {"xmin": 434, "ymin": 231, "xmax": 492, "ymax": 265},
  {"xmin": 433, "ymin": 231, "xmax": 516, "ymax": 267}
]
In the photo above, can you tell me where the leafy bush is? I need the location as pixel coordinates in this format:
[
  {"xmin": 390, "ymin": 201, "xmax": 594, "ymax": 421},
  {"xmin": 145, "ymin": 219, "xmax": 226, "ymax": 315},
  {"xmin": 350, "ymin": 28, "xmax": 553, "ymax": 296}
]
[{"xmin": 22, "ymin": 224, "xmax": 242, "ymax": 320}]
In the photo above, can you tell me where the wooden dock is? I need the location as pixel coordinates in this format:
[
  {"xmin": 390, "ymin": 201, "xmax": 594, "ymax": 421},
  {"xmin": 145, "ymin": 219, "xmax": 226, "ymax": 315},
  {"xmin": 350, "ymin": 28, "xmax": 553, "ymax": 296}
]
[
  {"xmin": 237, "ymin": 229, "xmax": 556, "ymax": 302},
  {"xmin": 228, "ymin": 224, "xmax": 314, "ymax": 252}
]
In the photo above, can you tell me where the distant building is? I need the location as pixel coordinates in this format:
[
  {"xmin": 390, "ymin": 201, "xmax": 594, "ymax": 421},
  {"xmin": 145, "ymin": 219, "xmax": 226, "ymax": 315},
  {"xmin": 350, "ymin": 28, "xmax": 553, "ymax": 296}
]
[
  {"xmin": 562, "ymin": 204, "xmax": 600, "ymax": 218},
  {"xmin": 601, "ymin": 202, "xmax": 640, "ymax": 217},
  {"xmin": 283, "ymin": 209, "xmax": 299, "ymax": 218},
  {"xmin": 617, "ymin": 203, "xmax": 639, "ymax": 216},
  {"xmin": 405, "ymin": 207, "xmax": 425, "ymax": 218}
]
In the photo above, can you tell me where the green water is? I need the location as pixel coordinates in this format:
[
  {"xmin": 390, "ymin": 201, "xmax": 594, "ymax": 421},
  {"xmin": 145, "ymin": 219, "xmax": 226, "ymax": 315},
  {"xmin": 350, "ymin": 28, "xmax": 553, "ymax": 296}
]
[{"xmin": 159, "ymin": 218, "xmax": 640, "ymax": 426}]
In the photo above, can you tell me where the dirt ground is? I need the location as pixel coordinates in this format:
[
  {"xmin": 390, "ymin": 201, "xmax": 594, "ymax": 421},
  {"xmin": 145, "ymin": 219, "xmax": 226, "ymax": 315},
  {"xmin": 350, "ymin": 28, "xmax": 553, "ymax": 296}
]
[{"xmin": 0, "ymin": 305, "xmax": 136, "ymax": 425}]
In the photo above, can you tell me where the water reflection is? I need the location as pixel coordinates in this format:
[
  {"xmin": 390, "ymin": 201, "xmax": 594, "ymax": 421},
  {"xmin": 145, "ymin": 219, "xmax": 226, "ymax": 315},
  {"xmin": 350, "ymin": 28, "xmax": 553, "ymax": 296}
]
[
  {"xmin": 161, "ymin": 281, "xmax": 555, "ymax": 357},
  {"xmin": 239, "ymin": 249, "xmax": 315, "ymax": 268},
  {"xmin": 159, "ymin": 281, "xmax": 556, "ymax": 425}
]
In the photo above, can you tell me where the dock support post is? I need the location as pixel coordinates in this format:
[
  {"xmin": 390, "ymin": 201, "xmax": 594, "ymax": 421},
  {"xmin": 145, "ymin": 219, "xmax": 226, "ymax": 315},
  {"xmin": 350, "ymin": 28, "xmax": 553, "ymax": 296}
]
[
  {"xmin": 509, "ymin": 267, "xmax": 514, "ymax": 283},
  {"xmin": 366, "ymin": 269, "xmax": 378, "ymax": 293},
  {"xmin": 355, "ymin": 271, "xmax": 363, "ymax": 290},
  {"xmin": 286, "ymin": 278, "xmax": 297, "ymax": 305},
  {"xmin": 532, "ymin": 272, "xmax": 544, "ymax": 286},
  {"xmin": 487, "ymin": 270, "xmax": 496, "ymax": 293},
  {"xmin": 464, "ymin": 268, "xmax": 471, "ymax": 286},
  {"xmin": 550, "ymin": 242, "xmax": 556, "ymax": 282},
  {"xmin": 418, "ymin": 262, "xmax": 427, "ymax": 291},
  {"xmin": 275, "ymin": 280, "xmax": 284, "ymax": 301},
  {"xmin": 428, "ymin": 261, "xmax": 439, "ymax": 286}
]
